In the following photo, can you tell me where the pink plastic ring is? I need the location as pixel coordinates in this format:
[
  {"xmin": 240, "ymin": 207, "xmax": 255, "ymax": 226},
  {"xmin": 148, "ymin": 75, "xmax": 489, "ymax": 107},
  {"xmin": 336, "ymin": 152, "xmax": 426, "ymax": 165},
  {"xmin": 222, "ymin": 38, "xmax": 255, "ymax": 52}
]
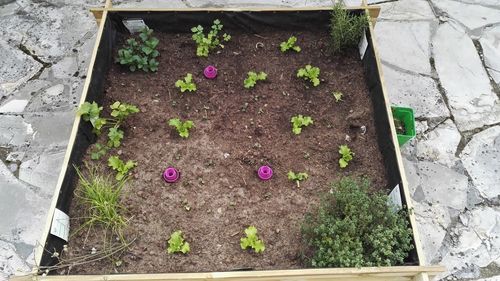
[
  {"xmin": 163, "ymin": 167, "xmax": 180, "ymax": 183},
  {"xmin": 257, "ymin": 165, "xmax": 273, "ymax": 181},
  {"xmin": 204, "ymin": 65, "xmax": 217, "ymax": 79}
]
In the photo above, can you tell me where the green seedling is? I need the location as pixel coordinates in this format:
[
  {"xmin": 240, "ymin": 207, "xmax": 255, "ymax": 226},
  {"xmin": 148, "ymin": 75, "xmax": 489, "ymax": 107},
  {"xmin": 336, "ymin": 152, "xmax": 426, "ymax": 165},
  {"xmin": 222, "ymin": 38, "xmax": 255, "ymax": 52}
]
[
  {"xmin": 244, "ymin": 71, "xmax": 267, "ymax": 89},
  {"xmin": 288, "ymin": 171, "xmax": 309, "ymax": 188},
  {"xmin": 77, "ymin": 101, "xmax": 106, "ymax": 134},
  {"xmin": 116, "ymin": 27, "xmax": 160, "ymax": 72},
  {"xmin": 110, "ymin": 101, "xmax": 140, "ymax": 122},
  {"xmin": 338, "ymin": 145, "xmax": 354, "ymax": 168},
  {"xmin": 91, "ymin": 143, "xmax": 108, "ymax": 160},
  {"xmin": 107, "ymin": 127, "xmax": 124, "ymax": 148},
  {"xmin": 169, "ymin": 118, "xmax": 194, "ymax": 138},
  {"xmin": 191, "ymin": 19, "xmax": 231, "ymax": 57},
  {"xmin": 108, "ymin": 156, "xmax": 137, "ymax": 181},
  {"xmin": 291, "ymin": 115, "xmax": 313, "ymax": 135},
  {"xmin": 297, "ymin": 65, "xmax": 320, "ymax": 87},
  {"xmin": 175, "ymin": 73, "xmax": 197, "ymax": 93},
  {"xmin": 332, "ymin": 91, "xmax": 343, "ymax": 102},
  {"xmin": 280, "ymin": 36, "xmax": 301, "ymax": 53},
  {"xmin": 167, "ymin": 230, "xmax": 190, "ymax": 254},
  {"xmin": 240, "ymin": 226, "xmax": 265, "ymax": 253}
]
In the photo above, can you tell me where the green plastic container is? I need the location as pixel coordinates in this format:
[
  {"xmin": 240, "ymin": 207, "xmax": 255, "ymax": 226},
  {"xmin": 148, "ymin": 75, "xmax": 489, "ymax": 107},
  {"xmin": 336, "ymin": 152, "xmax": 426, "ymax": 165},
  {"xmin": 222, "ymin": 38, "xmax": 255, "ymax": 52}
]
[{"xmin": 391, "ymin": 106, "xmax": 416, "ymax": 147}]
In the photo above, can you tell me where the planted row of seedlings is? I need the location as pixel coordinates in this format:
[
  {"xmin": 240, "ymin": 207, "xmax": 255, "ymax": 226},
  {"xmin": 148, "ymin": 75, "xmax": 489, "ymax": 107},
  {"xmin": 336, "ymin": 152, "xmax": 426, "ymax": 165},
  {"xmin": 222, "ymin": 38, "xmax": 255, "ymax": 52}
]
[{"xmin": 50, "ymin": 4, "xmax": 414, "ymax": 275}]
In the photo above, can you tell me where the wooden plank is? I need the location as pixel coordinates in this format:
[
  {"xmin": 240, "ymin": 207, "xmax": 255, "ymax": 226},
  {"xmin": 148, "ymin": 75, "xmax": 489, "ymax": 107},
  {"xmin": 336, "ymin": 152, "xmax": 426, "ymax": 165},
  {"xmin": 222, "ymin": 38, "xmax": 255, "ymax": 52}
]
[{"xmin": 89, "ymin": 6, "xmax": 382, "ymax": 13}]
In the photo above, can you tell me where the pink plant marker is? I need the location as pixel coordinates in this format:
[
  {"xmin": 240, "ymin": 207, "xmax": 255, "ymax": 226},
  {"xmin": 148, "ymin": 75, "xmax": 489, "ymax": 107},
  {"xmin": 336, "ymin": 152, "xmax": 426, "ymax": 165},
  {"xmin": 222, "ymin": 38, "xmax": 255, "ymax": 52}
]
[
  {"xmin": 204, "ymin": 65, "xmax": 217, "ymax": 79},
  {"xmin": 257, "ymin": 165, "xmax": 273, "ymax": 181},
  {"xmin": 163, "ymin": 167, "xmax": 180, "ymax": 183}
]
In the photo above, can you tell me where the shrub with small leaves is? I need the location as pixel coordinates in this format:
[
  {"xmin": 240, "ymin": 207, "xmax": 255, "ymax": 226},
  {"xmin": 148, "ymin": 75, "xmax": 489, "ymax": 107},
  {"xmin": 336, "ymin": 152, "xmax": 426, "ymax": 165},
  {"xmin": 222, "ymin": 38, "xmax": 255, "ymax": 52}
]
[
  {"xmin": 175, "ymin": 73, "xmax": 197, "ymax": 93},
  {"xmin": 291, "ymin": 115, "xmax": 313, "ymax": 135},
  {"xmin": 116, "ymin": 27, "xmax": 160, "ymax": 72},
  {"xmin": 169, "ymin": 118, "xmax": 194, "ymax": 138},
  {"xmin": 244, "ymin": 71, "xmax": 267, "ymax": 89},
  {"xmin": 167, "ymin": 230, "xmax": 190, "ymax": 254},
  {"xmin": 288, "ymin": 171, "xmax": 309, "ymax": 188},
  {"xmin": 338, "ymin": 145, "xmax": 354, "ymax": 168},
  {"xmin": 330, "ymin": 3, "xmax": 368, "ymax": 54},
  {"xmin": 191, "ymin": 19, "xmax": 231, "ymax": 57},
  {"xmin": 280, "ymin": 36, "xmax": 301, "ymax": 53},
  {"xmin": 297, "ymin": 65, "xmax": 320, "ymax": 87},
  {"xmin": 332, "ymin": 91, "xmax": 343, "ymax": 102},
  {"xmin": 301, "ymin": 177, "xmax": 414, "ymax": 268},
  {"xmin": 240, "ymin": 226, "xmax": 265, "ymax": 253},
  {"xmin": 108, "ymin": 156, "xmax": 137, "ymax": 181}
]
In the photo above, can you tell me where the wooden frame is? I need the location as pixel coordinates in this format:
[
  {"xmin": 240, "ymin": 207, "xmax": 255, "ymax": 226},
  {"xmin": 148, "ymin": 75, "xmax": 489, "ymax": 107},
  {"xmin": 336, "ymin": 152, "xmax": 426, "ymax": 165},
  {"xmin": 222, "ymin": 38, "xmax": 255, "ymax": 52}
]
[{"xmin": 11, "ymin": 1, "xmax": 444, "ymax": 280}]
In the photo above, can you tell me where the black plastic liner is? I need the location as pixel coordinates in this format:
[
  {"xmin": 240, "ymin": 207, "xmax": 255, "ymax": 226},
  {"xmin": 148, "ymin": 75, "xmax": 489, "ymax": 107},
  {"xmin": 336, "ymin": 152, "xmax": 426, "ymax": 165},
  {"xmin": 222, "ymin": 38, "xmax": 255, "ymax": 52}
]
[{"xmin": 40, "ymin": 9, "xmax": 419, "ymax": 272}]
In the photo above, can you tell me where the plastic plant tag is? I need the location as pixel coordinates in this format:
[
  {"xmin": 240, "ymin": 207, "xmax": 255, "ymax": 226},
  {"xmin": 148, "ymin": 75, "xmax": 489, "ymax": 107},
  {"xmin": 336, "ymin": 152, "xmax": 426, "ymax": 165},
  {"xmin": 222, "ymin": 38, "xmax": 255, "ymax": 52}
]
[
  {"xmin": 122, "ymin": 19, "xmax": 148, "ymax": 33},
  {"xmin": 50, "ymin": 208, "xmax": 70, "ymax": 242},
  {"xmin": 387, "ymin": 184, "xmax": 403, "ymax": 212},
  {"xmin": 358, "ymin": 31, "xmax": 368, "ymax": 60}
]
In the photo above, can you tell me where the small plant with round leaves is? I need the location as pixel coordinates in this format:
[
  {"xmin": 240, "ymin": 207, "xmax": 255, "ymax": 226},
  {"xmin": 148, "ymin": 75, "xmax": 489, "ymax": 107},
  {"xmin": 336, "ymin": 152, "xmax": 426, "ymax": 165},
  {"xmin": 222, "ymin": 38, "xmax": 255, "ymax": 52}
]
[
  {"xmin": 288, "ymin": 171, "xmax": 309, "ymax": 188},
  {"xmin": 338, "ymin": 145, "xmax": 354, "ymax": 168},
  {"xmin": 116, "ymin": 27, "xmax": 160, "ymax": 72},
  {"xmin": 108, "ymin": 155, "xmax": 137, "ymax": 181},
  {"xmin": 280, "ymin": 36, "xmax": 301, "ymax": 53},
  {"xmin": 240, "ymin": 226, "xmax": 265, "ymax": 253},
  {"xmin": 291, "ymin": 115, "xmax": 313, "ymax": 135},
  {"xmin": 191, "ymin": 19, "xmax": 231, "ymax": 57},
  {"xmin": 175, "ymin": 73, "xmax": 197, "ymax": 93},
  {"xmin": 169, "ymin": 118, "xmax": 194, "ymax": 138},
  {"xmin": 332, "ymin": 91, "xmax": 343, "ymax": 102},
  {"xmin": 244, "ymin": 71, "xmax": 267, "ymax": 89},
  {"xmin": 297, "ymin": 65, "xmax": 320, "ymax": 87},
  {"xmin": 167, "ymin": 230, "xmax": 190, "ymax": 254}
]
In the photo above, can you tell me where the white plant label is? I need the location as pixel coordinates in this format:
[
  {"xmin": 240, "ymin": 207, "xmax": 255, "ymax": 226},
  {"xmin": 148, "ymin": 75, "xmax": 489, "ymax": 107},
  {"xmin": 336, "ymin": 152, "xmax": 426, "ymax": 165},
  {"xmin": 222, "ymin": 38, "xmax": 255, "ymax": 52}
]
[
  {"xmin": 50, "ymin": 208, "xmax": 70, "ymax": 242},
  {"xmin": 358, "ymin": 31, "xmax": 368, "ymax": 60},
  {"xmin": 387, "ymin": 184, "xmax": 403, "ymax": 212},
  {"xmin": 123, "ymin": 19, "xmax": 148, "ymax": 33}
]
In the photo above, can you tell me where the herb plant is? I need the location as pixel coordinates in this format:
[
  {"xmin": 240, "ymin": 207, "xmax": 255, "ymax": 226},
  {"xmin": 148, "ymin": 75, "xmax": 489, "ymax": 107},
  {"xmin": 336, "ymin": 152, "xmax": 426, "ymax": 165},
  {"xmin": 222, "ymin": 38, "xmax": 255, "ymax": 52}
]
[
  {"xmin": 280, "ymin": 36, "xmax": 301, "ymax": 53},
  {"xmin": 332, "ymin": 91, "xmax": 343, "ymax": 102},
  {"xmin": 167, "ymin": 230, "xmax": 190, "ymax": 254},
  {"xmin": 108, "ymin": 156, "xmax": 137, "ymax": 181},
  {"xmin": 301, "ymin": 177, "xmax": 413, "ymax": 267},
  {"xmin": 240, "ymin": 226, "xmax": 265, "ymax": 253},
  {"xmin": 291, "ymin": 115, "xmax": 313, "ymax": 135},
  {"xmin": 191, "ymin": 19, "xmax": 231, "ymax": 57},
  {"xmin": 169, "ymin": 118, "xmax": 194, "ymax": 138},
  {"xmin": 330, "ymin": 3, "xmax": 368, "ymax": 54},
  {"xmin": 338, "ymin": 145, "xmax": 354, "ymax": 168},
  {"xmin": 288, "ymin": 171, "xmax": 309, "ymax": 188},
  {"xmin": 77, "ymin": 101, "xmax": 106, "ymax": 135},
  {"xmin": 244, "ymin": 71, "xmax": 267, "ymax": 89},
  {"xmin": 297, "ymin": 65, "xmax": 320, "ymax": 87},
  {"xmin": 116, "ymin": 27, "xmax": 160, "ymax": 72},
  {"xmin": 175, "ymin": 73, "xmax": 197, "ymax": 93}
]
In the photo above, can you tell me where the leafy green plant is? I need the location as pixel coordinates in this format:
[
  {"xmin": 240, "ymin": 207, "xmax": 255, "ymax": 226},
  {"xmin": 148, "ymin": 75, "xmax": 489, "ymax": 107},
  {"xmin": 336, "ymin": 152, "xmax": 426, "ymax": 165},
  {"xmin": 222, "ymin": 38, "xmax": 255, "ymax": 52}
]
[
  {"xmin": 280, "ymin": 36, "xmax": 301, "ymax": 53},
  {"xmin": 301, "ymin": 177, "xmax": 413, "ymax": 267},
  {"xmin": 338, "ymin": 145, "xmax": 354, "ymax": 168},
  {"xmin": 107, "ymin": 127, "xmax": 124, "ymax": 148},
  {"xmin": 167, "ymin": 230, "xmax": 190, "ymax": 254},
  {"xmin": 77, "ymin": 101, "xmax": 106, "ymax": 135},
  {"xmin": 330, "ymin": 3, "xmax": 368, "ymax": 54},
  {"xmin": 287, "ymin": 171, "xmax": 309, "ymax": 188},
  {"xmin": 291, "ymin": 115, "xmax": 313, "ymax": 135},
  {"xmin": 110, "ymin": 101, "xmax": 140, "ymax": 122},
  {"xmin": 240, "ymin": 226, "xmax": 265, "ymax": 253},
  {"xmin": 116, "ymin": 27, "xmax": 160, "ymax": 72},
  {"xmin": 332, "ymin": 91, "xmax": 343, "ymax": 102},
  {"xmin": 108, "ymin": 156, "xmax": 137, "ymax": 181},
  {"xmin": 175, "ymin": 73, "xmax": 197, "ymax": 93},
  {"xmin": 191, "ymin": 19, "xmax": 231, "ymax": 57},
  {"xmin": 297, "ymin": 65, "xmax": 320, "ymax": 87},
  {"xmin": 244, "ymin": 71, "xmax": 267, "ymax": 89},
  {"xmin": 91, "ymin": 143, "xmax": 108, "ymax": 160},
  {"xmin": 169, "ymin": 118, "xmax": 194, "ymax": 138},
  {"xmin": 74, "ymin": 164, "xmax": 127, "ymax": 240}
]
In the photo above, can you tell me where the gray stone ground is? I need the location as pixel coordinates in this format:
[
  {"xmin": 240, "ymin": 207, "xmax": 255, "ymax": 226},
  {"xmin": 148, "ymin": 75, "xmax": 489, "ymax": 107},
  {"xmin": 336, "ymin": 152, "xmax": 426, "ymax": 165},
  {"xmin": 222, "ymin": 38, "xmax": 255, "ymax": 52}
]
[{"xmin": 0, "ymin": 0, "xmax": 499, "ymax": 280}]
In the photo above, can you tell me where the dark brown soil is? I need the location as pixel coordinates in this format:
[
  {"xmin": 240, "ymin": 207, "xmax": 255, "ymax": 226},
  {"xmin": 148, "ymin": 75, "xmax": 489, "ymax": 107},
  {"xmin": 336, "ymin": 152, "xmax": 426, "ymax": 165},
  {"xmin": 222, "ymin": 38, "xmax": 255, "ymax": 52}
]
[{"xmin": 65, "ymin": 27, "xmax": 389, "ymax": 274}]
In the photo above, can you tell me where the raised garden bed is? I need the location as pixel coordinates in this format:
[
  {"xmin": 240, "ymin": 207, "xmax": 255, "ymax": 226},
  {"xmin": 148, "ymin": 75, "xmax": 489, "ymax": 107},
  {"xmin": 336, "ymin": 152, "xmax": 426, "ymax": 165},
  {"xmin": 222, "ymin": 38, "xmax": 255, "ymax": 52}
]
[{"xmin": 12, "ymin": 4, "xmax": 443, "ymax": 281}]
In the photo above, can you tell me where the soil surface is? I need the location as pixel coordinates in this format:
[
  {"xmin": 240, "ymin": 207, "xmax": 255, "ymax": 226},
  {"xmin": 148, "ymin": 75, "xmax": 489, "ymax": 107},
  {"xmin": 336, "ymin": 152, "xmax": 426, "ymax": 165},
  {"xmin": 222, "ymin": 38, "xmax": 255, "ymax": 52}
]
[{"xmin": 65, "ymin": 26, "xmax": 390, "ymax": 274}]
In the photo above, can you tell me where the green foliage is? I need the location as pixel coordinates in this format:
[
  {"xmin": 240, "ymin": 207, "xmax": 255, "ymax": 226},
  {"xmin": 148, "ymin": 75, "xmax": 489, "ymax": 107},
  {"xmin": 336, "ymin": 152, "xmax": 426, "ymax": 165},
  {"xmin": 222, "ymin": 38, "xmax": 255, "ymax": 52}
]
[
  {"xmin": 288, "ymin": 171, "xmax": 309, "ymax": 188},
  {"xmin": 338, "ymin": 145, "xmax": 354, "ymax": 168},
  {"xmin": 77, "ymin": 101, "xmax": 106, "ymax": 134},
  {"xmin": 244, "ymin": 71, "xmax": 267, "ymax": 89},
  {"xmin": 107, "ymin": 127, "xmax": 124, "ymax": 148},
  {"xmin": 332, "ymin": 91, "xmax": 343, "ymax": 102},
  {"xmin": 191, "ymin": 19, "xmax": 231, "ymax": 57},
  {"xmin": 330, "ymin": 3, "xmax": 368, "ymax": 54},
  {"xmin": 175, "ymin": 73, "xmax": 197, "ymax": 93},
  {"xmin": 108, "ymin": 156, "xmax": 137, "ymax": 181},
  {"xmin": 110, "ymin": 101, "xmax": 140, "ymax": 122},
  {"xmin": 297, "ymin": 65, "xmax": 321, "ymax": 87},
  {"xmin": 240, "ymin": 226, "xmax": 265, "ymax": 253},
  {"xmin": 90, "ymin": 143, "xmax": 108, "ymax": 160},
  {"xmin": 167, "ymin": 230, "xmax": 190, "ymax": 254},
  {"xmin": 301, "ymin": 177, "xmax": 414, "ymax": 268},
  {"xmin": 75, "ymin": 164, "xmax": 127, "ymax": 239},
  {"xmin": 291, "ymin": 115, "xmax": 313, "ymax": 135},
  {"xmin": 280, "ymin": 36, "xmax": 301, "ymax": 53},
  {"xmin": 116, "ymin": 27, "xmax": 160, "ymax": 72},
  {"xmin": 169, "ymin": 118, "xmax": 194, "ymax": 138}
]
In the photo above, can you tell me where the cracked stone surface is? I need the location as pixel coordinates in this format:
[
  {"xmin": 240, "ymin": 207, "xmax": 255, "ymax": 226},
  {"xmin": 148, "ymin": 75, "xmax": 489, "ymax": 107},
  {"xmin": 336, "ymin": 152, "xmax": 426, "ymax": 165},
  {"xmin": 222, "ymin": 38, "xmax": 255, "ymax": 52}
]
[{"xmin": 1, "ymin": 0, "xmax": 500, "ymax": 281}]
